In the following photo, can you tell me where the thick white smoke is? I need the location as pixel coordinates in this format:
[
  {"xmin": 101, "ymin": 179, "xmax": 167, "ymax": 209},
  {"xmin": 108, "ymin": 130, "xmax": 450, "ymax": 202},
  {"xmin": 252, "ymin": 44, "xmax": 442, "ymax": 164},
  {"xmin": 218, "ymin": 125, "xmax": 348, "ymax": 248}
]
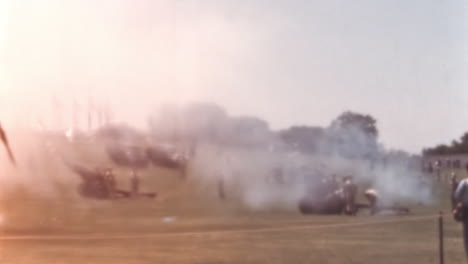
[
  {"xmin": 0, "ymin": 101, "xmax": 433, "ymax": 214},
  {"xmin": 150, "ymin": 103, "xmax": 433, "ymax": 211}
]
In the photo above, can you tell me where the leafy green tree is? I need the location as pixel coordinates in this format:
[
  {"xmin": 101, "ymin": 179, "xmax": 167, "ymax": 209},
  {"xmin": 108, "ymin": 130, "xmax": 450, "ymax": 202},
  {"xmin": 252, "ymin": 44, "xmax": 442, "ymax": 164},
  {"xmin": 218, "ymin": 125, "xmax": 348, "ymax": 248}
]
[
  {"xmin": 278, "ymin": 126, "xmax": 326, "ymax": 154},
  {"xmin": 423, "ymin": 132, "xmax": 468, "ymax": 155},
  {"xmin": 329, "ymin": 111, "xmax": 378, "ymax": 137},
  {"xmin": 328, "ymin": 111, "xmax": 379, "ymax": 159}
]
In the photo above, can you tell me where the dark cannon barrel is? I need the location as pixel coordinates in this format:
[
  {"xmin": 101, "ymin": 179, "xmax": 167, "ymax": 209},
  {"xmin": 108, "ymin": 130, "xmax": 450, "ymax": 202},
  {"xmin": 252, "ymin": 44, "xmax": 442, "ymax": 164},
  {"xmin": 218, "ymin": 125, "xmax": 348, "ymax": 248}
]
[
  {"xmin": 146, "ymin": 146, "xmax": 186, "ymax": 169},
  {"xmin": 106, "ymin": 145, "xmax": 150, "ymax": 169}
]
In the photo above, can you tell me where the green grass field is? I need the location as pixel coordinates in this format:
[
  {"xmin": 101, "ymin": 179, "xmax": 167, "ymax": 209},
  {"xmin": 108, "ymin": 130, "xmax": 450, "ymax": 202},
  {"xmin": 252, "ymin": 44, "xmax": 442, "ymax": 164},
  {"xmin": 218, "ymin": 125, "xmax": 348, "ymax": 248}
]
[{"xmin": 0, "ymin": 137, "xmax": 466, "ymax": 264}]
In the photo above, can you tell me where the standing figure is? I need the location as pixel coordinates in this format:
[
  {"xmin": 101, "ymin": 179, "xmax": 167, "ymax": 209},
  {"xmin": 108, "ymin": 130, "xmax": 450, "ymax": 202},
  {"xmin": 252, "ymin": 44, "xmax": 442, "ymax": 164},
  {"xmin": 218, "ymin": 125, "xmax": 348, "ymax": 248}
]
[
  {"xmin": 451, "ymin": 172, "xmax": 459, "ymax": 210},
  {"xmin": 454, "ymin": 176, "xmax": 468, "ymax": 258},
  {"xmin": 435, "ymin": 161, "xmax": 441, "ymax": 182},
  {"xmin": 364, "ymin": 188, "xmax": 409, "ymax": 216},
  {"xmin": 104, "ymin": 168, "xmax": 116, "ymax": 198},
  {"xmin": 130, "ymin": 169, "xmax": 140, "ymax": 197},
  {"xmin": 343, "ymin": 175, "xmax": 358, "ymax": 215},
  {"xmin": 217, "ymin": 156, "xmax": 230, "ymax": 201},
  {"xmin": 364, "ymin": 189, "xmax": 379, "ymax": 215}
]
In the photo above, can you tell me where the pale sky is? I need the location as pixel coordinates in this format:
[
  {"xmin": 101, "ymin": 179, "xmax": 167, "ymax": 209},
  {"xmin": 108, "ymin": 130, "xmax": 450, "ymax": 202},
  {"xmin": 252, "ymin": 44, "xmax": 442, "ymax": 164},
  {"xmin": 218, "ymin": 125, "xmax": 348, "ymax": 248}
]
[{"xmin": 0, "ymin": 0, "xmax": 467, "ymax": 153}]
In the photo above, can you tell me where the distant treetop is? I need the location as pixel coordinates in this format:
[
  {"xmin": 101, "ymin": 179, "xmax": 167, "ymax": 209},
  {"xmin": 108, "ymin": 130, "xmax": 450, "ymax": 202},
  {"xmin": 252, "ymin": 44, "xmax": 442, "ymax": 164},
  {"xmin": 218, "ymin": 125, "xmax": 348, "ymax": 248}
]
[{"xmin": 423, "ymin": 132, "xmax": 468, "ymax": 155}]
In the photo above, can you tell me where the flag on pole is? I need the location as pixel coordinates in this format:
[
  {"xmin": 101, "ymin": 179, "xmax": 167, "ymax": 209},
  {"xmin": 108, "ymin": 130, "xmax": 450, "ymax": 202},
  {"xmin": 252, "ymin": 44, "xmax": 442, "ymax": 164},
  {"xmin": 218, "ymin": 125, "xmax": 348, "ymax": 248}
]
[{"xmin": 0, "ymin": 123, "xmax": 16, "ymax": 165}]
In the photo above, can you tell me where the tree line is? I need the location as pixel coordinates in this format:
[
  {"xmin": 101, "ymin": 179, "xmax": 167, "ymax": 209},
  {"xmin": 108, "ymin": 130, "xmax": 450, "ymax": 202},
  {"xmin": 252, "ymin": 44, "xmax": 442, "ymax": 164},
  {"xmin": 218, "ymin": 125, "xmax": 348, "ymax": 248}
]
[
  {"xmin": 146, "ymin": 103, "xmax": 419, "ymax": 165},
  {"xmin": 423, "ymin": 133, "xmax": 468, "ymax": 156}
]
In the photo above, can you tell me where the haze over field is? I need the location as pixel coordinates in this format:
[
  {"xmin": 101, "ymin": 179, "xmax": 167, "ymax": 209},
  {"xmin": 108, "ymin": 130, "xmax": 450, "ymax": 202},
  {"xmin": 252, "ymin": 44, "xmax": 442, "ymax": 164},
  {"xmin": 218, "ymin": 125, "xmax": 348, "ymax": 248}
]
[
  {"xmin": 0, "ymin": 0, "xmax": 467, "ymax": 153},
  {"xmin": 1, "ymin": 3, "xmax": 468, "ymax": 263}
]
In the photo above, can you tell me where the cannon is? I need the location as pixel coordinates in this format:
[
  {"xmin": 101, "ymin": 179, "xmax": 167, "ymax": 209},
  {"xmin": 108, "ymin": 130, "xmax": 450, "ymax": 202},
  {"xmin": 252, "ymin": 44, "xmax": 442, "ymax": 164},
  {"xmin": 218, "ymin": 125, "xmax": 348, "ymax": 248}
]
[
  {"xmin": 106, "ymin": 144, "xmax": 188, "ymax": 171},
  {"xmin": 299, "ymin": 190, "xmax": 346, "ymax": 215},
  {"xmin": 298, "ymin": 176, "xmax": 356, "ymax": 215},
  {"xmin": 106, "ymin": 145, "xmax": 150, "ymax": 169},
  {"xmin": 146, "ymin": 145, "xmax": 187, "ymax": 169},
  {"xmin": 67, "ymin": 164, "xmax": 156, "ymax": 200}
]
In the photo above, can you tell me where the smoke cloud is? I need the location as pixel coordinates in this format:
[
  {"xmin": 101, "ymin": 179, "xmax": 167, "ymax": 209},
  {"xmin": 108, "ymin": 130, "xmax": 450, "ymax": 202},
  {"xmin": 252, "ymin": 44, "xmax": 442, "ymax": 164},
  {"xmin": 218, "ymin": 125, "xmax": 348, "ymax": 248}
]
[
  {"xmin": 0, "ymin": 0, "xmax": 445, "ymax": 212},
  {"xmin": 0, "ymin": 101, "xmax": 432, "ymax": 218},
  {"xmin": 150, "ymin": 102, "xmax": 432, "ymax": 211}
]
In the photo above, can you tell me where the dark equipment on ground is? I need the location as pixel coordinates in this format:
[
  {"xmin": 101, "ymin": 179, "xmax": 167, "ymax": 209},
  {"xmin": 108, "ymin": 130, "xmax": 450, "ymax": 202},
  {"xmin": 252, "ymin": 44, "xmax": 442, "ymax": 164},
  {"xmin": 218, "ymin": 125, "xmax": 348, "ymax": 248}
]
[
  {"xmin": 299, "ymin": 190, "xmax": 345, "ymax": 214},
  {"xmin": 299, "ymin": 177, "xmax": 351, "ymax": 215},
  {"xmin": 67, "ymin": 163, "xmax": 156, "ymax": 200},
  {"xmin": 106, "ymin": 144, "xmax": 187, "ymax": 172},
  {"xmin": 299, "ymin": 176, "xmax": 410, "ymax": 216},
  {"xmin": 107, "ymin": 145, "xmax": 150, "ymax": 169},
  {"xmin": 146, "ymin": 145, "xmax": 187, "ymax": 170}
]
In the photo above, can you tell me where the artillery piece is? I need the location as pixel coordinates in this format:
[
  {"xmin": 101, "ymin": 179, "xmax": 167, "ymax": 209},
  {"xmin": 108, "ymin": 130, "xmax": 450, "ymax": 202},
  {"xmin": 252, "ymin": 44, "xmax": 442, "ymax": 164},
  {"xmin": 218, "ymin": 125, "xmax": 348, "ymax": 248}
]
[
  {"xmin": 106, "ymin": 144, "xmax": 188, "ymax": 178},
  {"xmin": 68, "ymin": 164, "xmax": 156, "ymax": 200},
  {"xmin": 298, "ymin": 177, "xmax": 355, "ymax": 215},
  {"xmin": 299, "ymin": 190, "xmax": 346, "ymax": 215}
]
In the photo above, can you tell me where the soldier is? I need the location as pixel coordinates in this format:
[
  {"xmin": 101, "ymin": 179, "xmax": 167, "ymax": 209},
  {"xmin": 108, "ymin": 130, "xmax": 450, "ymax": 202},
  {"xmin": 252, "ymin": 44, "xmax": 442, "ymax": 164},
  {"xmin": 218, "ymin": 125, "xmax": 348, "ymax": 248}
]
[
  {"xmin": 427, "ymin": 162, "xmax": 433, "ymax": 173},
  {"xmin": 343, "ymin": 175, "xmax": 358, "ymax": 215},
  {"xmin": 451, "ymin": 172, "xmax": 459, "ymax": 210},
  {"xmin": 435, "ymin": 161, "xmax": 441, "ymax": 181},
  {"xmin": 130, "ymin": 169, "xmax": 140, "ymax": 197},
  {"xmin": 454, "ymin": 176, "xmax": 468, "ymax": 258},
  {"xmin": 364, "ymin": 189, "xmax": 379, "ymax": 215},
  {"xmin": 217, "ymin": 156, "xmax": 230, "ymax": 201},
  {"xmin": 104, "ymin": 168, "xmax": 117, "ymax": 198},
  {"xmin": 364, "ymin": 188, "xmax": 410, "ymax": 216}
]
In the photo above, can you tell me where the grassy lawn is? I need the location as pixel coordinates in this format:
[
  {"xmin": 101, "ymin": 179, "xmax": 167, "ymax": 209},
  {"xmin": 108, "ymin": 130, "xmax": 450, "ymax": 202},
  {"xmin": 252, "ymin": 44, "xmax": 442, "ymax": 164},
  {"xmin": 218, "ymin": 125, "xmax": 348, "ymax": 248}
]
[
  {"xmin": 0, "ymin": 137, "xmax": 466, "ymax": 263},
  {"xmin": 0, "ymin": 173, "xmax": 464, "ymax": 264}
]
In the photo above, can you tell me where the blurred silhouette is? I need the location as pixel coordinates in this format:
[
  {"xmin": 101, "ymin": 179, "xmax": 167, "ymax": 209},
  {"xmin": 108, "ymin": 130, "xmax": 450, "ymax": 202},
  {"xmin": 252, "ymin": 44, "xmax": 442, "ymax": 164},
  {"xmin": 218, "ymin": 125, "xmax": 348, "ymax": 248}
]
[{"xmin": 0, "ymin": 123, "xmax": 16, "ymax": 165}]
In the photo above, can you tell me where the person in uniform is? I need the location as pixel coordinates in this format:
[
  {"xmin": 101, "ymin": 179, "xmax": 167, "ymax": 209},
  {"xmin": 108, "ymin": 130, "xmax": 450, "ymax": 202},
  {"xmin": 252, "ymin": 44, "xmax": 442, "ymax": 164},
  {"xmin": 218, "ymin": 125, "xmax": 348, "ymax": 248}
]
[
  {"xmin": 364, "ymin": 189, "xmax": 379, "ymax": 215},
  {"xmin": 454, "ymin": 177, "xmax": 468, "ymax": 258},
  {"xmin": 434, "ymin": 161, "xmax": 441, "ymax": 181},
  {"xmin": 104, "ymin": 168, "xmax": 117, "ymax": 198},
  {"xmin": 343, "ymin": 175, "xmax": 358, "ymax": 215},
  {"xmin": 130, "ymin": 169, "xmax": 140, "ymax": 197},
  {"xmin": 451, "ymin": 172, "xmax": 459, "ymax": 210},
  {"xmin": 364, "ymin": 188, "xmax": 410, "ymax": 216}
]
